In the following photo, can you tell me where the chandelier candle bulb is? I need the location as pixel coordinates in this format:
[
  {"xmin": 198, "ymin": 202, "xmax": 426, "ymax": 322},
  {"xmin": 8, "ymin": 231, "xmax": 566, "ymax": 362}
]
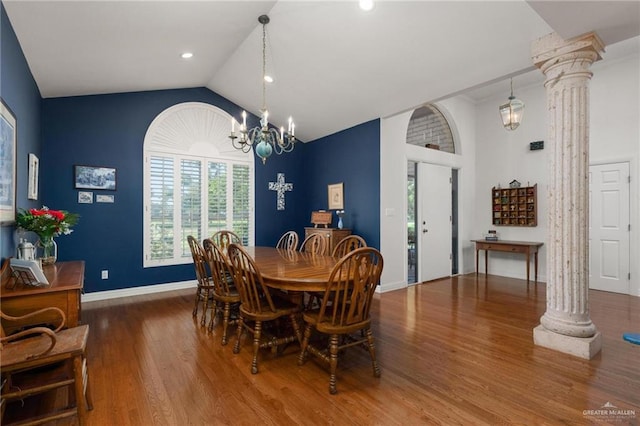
[
  {"xmin": 242, "ymin": 110, "xmax": 247, "ymax": 129},
  {"xmin": 280, "ymin": 127, "xmax": 284, "ymax": 141}
]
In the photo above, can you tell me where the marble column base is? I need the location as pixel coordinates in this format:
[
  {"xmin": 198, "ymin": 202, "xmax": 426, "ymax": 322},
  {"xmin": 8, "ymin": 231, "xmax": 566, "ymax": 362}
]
[{"xmin": 533, "ymin": 325, "xmax": 602, "ymax": 359}]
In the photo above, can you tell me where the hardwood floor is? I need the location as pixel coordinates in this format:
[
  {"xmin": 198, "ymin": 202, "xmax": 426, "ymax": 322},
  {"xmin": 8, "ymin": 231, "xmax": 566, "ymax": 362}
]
[{"xmin": 66, "ymin": 275, "xmax": 640, "ymax": 424}]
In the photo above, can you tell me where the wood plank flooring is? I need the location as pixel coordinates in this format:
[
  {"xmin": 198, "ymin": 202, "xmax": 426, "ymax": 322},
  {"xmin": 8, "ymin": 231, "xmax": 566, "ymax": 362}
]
[{"xmin": 44, "ymin": 274, "xmax": 640, "ymax": 424}]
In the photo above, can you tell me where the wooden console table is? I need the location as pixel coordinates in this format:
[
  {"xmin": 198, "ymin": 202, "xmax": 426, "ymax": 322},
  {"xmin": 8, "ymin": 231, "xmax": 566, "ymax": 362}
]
[
  {"xmin": 1, "ymin": 260, "xmax": 85, "ymax": 334},
  {"xmin": 472, "ymin": 240, "xmax": 543, "ymax": 284}
]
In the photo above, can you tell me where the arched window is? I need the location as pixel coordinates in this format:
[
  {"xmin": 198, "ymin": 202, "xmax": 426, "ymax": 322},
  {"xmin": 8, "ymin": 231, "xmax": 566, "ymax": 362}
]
[
  {"xmin": 143, "ymin": 102, "xmax": 254, "ymax": 267},
  {"xmin": 406, "ymin": 104, "xmax": 455, "ymax": 153}
]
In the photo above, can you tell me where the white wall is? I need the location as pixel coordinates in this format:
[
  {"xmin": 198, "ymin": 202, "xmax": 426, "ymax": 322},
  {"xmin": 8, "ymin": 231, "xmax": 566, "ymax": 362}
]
[
  {"xmin": 473, "ymin": 48, "xmax": 639, "ymax": 296},
  {"xmin": 474, "ymin": 79, "xmax": 549, "ymax": 282},
  {"xmin": 380, "ymin": 44, "xmax": 639, "ymax": 297},
  {"xmin": 380, "ymin": 97, "xmax": 476, "ymax": 292}
]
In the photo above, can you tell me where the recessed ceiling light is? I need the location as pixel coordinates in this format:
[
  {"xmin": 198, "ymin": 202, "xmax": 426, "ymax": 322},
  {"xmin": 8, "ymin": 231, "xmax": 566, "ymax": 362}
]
[
  {"xmin": 181, "ymin": 52, "xmax": 193, "ymax": 59},
  {"xmin": 359, "ymin": 0, "xmax": 374, "ymax": 11},
  {"xmin": 264, "ymin": 75, "xmax": 274, "ymax": 83}
]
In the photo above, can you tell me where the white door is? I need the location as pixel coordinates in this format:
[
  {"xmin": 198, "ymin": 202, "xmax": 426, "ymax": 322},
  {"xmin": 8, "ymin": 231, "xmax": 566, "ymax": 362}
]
[
  {"xmin": 418, "ymin": 163, "xmax": 451, "ymax": 282},
  {"xmin": 589, "ymin": 162, "xmax": 630, "ymax": 294}
]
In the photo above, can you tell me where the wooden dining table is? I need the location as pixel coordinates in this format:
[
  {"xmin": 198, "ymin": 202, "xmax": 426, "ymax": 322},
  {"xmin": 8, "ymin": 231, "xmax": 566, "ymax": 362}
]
[{"xmin": 243, "ymin": 246, "xmax": 338, "ymax": 292}]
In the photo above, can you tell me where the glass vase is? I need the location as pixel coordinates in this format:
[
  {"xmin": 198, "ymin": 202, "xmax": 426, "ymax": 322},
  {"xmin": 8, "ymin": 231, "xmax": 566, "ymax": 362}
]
[{"xmin": 37, "ymin": 236, "xmax": 58, "ymax": 265}]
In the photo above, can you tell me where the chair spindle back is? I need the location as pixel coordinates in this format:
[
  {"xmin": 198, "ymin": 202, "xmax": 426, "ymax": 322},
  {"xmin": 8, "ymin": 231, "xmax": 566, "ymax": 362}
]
[
  {"xmin": 227, "ymin": 244, "xmax": 276, "ymax": 315},
  {"xmin": 319, "ymin": 247, "xmax": 383, "ymax": 327}
]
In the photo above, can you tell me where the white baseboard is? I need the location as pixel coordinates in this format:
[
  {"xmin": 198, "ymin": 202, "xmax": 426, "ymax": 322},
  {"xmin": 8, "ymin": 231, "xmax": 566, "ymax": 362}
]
[
  {"xmin": 82, "ymin": 280, "xmax": 197, "ymax": 303},
  {"xmin": 378, "ymin": 280, "xmax": 407, "ymax": 293}
]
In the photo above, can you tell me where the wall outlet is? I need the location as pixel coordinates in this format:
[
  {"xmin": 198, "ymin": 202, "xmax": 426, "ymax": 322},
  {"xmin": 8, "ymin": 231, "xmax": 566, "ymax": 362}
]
[{"xmin": 101, "ymin": 270, "xmax": 109, "ymax": 280}]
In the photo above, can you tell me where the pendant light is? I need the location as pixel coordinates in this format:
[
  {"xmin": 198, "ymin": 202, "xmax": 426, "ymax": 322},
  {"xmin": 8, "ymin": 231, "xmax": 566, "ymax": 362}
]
[{"xmin": 499, "ymin": 78, "xmax": 524, "ymax": 131}]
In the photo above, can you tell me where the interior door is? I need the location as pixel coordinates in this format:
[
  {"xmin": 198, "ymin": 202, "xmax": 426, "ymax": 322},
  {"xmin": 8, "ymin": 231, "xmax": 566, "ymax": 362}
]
[
  {"xmin": 418, "ymin": 163, "xmax": 451, "ymax": 282},
  {"xmin": 589, "ymin": 162, "xmax": 630, "ymax": 294}
]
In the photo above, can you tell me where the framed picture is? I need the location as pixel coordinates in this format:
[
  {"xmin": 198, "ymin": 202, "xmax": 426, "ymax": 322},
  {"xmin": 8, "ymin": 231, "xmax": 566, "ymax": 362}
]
[
  {"xmin": 28, "ymin": 153, "xmax": 39, "ymax": 200},
  {"xmin": 78, "ymin": 191, "xmax": 94, "ymax": 204},
  {"xmin": 327, "ymin": 182, "xmax": 344, "ymax": 210},
  {"xmin": 74, "ymin": 165, "xmax": 116, "ymax": 190},
  {"xmin": 96, "ymin": 194, "xmax": 115, "ymax": 203},
  {"xmin": 0, "ymin": 98, "xmax": 17, "ymax": 224}
]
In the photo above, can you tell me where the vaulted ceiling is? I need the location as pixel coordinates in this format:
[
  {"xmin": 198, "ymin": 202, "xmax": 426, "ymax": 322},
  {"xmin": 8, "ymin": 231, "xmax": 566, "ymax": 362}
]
[{"xmin": 3, "ymin": 1, "xmax": 639, "ymax": 142}]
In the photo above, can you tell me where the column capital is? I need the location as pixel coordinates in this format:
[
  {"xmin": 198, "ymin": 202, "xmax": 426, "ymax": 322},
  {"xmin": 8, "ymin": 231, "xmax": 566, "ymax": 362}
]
[{"xmin": 532, "ymin": 31, "xmax": 605, "ymax": 69}]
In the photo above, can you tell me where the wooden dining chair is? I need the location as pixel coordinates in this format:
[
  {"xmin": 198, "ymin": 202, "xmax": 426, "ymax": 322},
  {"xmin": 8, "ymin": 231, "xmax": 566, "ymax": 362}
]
[
  {"xmin": 297, "ymin": 247, "xmax": 383, "ymax": 394},
  {"xmin": 211, "ymin": 230, "xmax": 242, "ymax": 250},
  {"xmin": 187, "ymin": 235, "xmax": 215, "ymax": 326},
  {"xmin": 227, "ymin": 243, "xmax": 302, "ymax": 374},
  {"xmin": 276, "ymin": 230, "xmax": 299, "ymax": 251},
  {"xmin": 331, "ymin": 235, "xmax": 367, "ymax": 258},
  {"xmin": 203, "ymin": 238, "xmax": 241, "ymax": 344},
  {"xmin": 1, "ymin": 307, "xmax": 93, "ymax": 425},
  {"xmin": 300, "ymin": 233, "xmax": 328, "ymax": 256}
]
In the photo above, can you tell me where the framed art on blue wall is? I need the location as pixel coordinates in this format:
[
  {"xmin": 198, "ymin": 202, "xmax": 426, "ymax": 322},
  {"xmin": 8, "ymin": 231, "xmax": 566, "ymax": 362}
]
[
  {"xmin": 74, "ymin": 165, "xmax": 117, "ymax": 190},
  {"xmin": 0, "ymin": 98, "xmax": 17, "ymax": 224},
  {"xmin": 328, "ymin": 182, "xmax": 344, "ymax": 210},
  {"xmin": 28, "ymin": 153, "xmax": 39, "ymax": 200}
]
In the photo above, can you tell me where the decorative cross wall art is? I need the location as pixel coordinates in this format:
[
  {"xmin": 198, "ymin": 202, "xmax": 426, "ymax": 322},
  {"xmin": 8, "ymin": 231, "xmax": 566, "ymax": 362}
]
[{"xmin": 268, "ymin": 173, "xmax": 293, "ymax": 211}]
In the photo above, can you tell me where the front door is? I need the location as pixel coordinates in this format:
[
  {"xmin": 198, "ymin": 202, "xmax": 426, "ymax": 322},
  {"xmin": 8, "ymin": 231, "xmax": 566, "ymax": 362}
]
[
  {"xmin": 589, "ymin": 162, "xmax": 630, "ymax": 294},
  {"xmin": 418, "ymin": 163, "xmax": 451, "ymax": 282}
]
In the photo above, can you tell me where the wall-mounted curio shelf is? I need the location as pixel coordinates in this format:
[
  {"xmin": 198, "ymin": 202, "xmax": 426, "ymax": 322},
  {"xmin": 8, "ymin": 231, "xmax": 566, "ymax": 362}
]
[{"xmin": 492, "ymin": 184, "xmax": 537, "ymax": 226}]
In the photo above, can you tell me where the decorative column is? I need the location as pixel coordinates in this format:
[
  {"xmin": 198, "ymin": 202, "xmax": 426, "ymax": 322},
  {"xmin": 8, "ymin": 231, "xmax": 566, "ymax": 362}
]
[{"xmin": 531, "ymin": 32, "xmax": 605, "ymax": 359}]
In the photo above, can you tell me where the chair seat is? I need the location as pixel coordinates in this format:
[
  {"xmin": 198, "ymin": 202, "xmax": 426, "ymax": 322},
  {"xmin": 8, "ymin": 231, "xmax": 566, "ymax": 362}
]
[
  {"xmin": 213, "ymin": 288, "xmax": 240, "ymax": 303},
  {"xmin": 2, "ymin": 325, "xmax": 89, "ymax": 370},
  {"xmin": 1, "ymin": 324, "xmax": 93, "ymax": 425},
  {"xmin": 240, "ymin": 296, "xmax": 300, "ymax": 322},
  {"xmin": 302, "ymin": 309, "xmax": 370, "ymax": 335}
]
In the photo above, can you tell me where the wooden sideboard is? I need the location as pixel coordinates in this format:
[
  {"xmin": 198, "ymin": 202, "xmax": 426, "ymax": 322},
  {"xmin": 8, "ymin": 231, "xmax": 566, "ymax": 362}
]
[
  {"xmin": 304, "ymin": 227, "xmax": 351, "ymax": 255},
  {"xmin": 1, "ymin": 260, "xmax": 85, "ymax": 334}
]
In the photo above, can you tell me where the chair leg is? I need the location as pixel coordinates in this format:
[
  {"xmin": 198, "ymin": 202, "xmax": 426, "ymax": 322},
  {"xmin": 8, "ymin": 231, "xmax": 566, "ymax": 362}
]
[
  {"xmin": 201, "ymin": 290, "xmax": 209, "ymax": 326},
  {"xmin": 193, "ymin": 288, "xmax": 201, "ymax": 317},
  {"xmin": 289, "ymin": 313, "xmax": 303, "ymax": 344},
  {"xmin": 233, "ymin": 316, "xmax": 244, "ymax": 354},
  {"xmin": 297, "ymin": 323, "xmax": 313, "ymax": 365},
  {"xmin": 221, "ymin": 302, "xmax": 231, "ymax": 345},
  {"xmin": 365, "ymin": 327, "xmax": 381, "ymax": 378},
  {"xmin": 329, "ymin": 334, "xmax": 339, "ymax": 394},
  {"xmin": 73, "ymin": 355, "xmax": 89, "ymax": 424},
  {"xmin": 251, "ymin": 321, "xmax": 262, "ymax": 374}
]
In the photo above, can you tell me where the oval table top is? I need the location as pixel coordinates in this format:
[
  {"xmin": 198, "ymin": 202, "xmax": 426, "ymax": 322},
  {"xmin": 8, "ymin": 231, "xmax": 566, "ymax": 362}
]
[{"xmin": 242, "ymin": 246, "xmax": 338, "ymax": 292}]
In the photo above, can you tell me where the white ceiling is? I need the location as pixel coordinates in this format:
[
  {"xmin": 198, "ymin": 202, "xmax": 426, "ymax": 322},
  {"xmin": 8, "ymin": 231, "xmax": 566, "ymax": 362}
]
[{"xmin": 3, "ymin": 0, "xmax": 639, "ymax": 142}]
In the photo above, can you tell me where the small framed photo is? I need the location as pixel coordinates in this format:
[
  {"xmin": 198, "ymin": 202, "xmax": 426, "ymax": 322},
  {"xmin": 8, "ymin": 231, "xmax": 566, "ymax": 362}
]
[
  {"xmin": 96, "ymin": 194, "xmax": 114, "ymax": 203},
  {"xmin": 327, "ymin": 182, "xmax": 344, "ymax": 210},
  {"xmin": 28, "ymin": 153, "xmax": 39, "ymax": 200},
  {"xmin": 74, "ymin": 165, "xmax": 116, "ymax": 190},
  {"xmin": 78, "ymin": 191, "xmax": 93, "ymax": 204}
]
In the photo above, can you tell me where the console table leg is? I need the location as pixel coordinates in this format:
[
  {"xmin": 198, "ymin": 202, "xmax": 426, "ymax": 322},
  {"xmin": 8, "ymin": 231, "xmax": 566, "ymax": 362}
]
[{"xmin": 484, "ymin": 250, "xmax": 488, "ymax": 275}]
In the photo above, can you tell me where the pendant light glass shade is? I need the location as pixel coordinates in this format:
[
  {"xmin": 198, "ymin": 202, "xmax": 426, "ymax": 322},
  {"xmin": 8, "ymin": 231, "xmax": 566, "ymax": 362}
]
[{"xmin": 499, "ymin": 79, "xmax": 524, "ymax": 130}]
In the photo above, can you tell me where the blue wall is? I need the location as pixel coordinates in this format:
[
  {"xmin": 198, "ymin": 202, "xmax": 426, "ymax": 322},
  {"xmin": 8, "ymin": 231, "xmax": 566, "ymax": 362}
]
[
  {"xmin": 41, "ymin": 89, "xmax": 309, "ymax": 292},
  {"xmin": 303, "ymin": 120, "xmax": 381, "ymax": 248},
  {"xmin": 0, "ymin": 5, "xmax": 42, "ymax": 261},
  {"xmin": 2, "ymin": 4, "xmax": 381, "ymax": 294}
]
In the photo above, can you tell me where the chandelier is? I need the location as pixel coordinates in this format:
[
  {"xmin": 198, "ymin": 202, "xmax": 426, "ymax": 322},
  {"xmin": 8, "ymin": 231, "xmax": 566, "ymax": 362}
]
[
  {"xmin": 229, "ymin": 15, "xmax": 296, "ymax": 164},
  {"xmin": 499, "ymin": 78, "xmax": 525, "ymax": 131}
]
